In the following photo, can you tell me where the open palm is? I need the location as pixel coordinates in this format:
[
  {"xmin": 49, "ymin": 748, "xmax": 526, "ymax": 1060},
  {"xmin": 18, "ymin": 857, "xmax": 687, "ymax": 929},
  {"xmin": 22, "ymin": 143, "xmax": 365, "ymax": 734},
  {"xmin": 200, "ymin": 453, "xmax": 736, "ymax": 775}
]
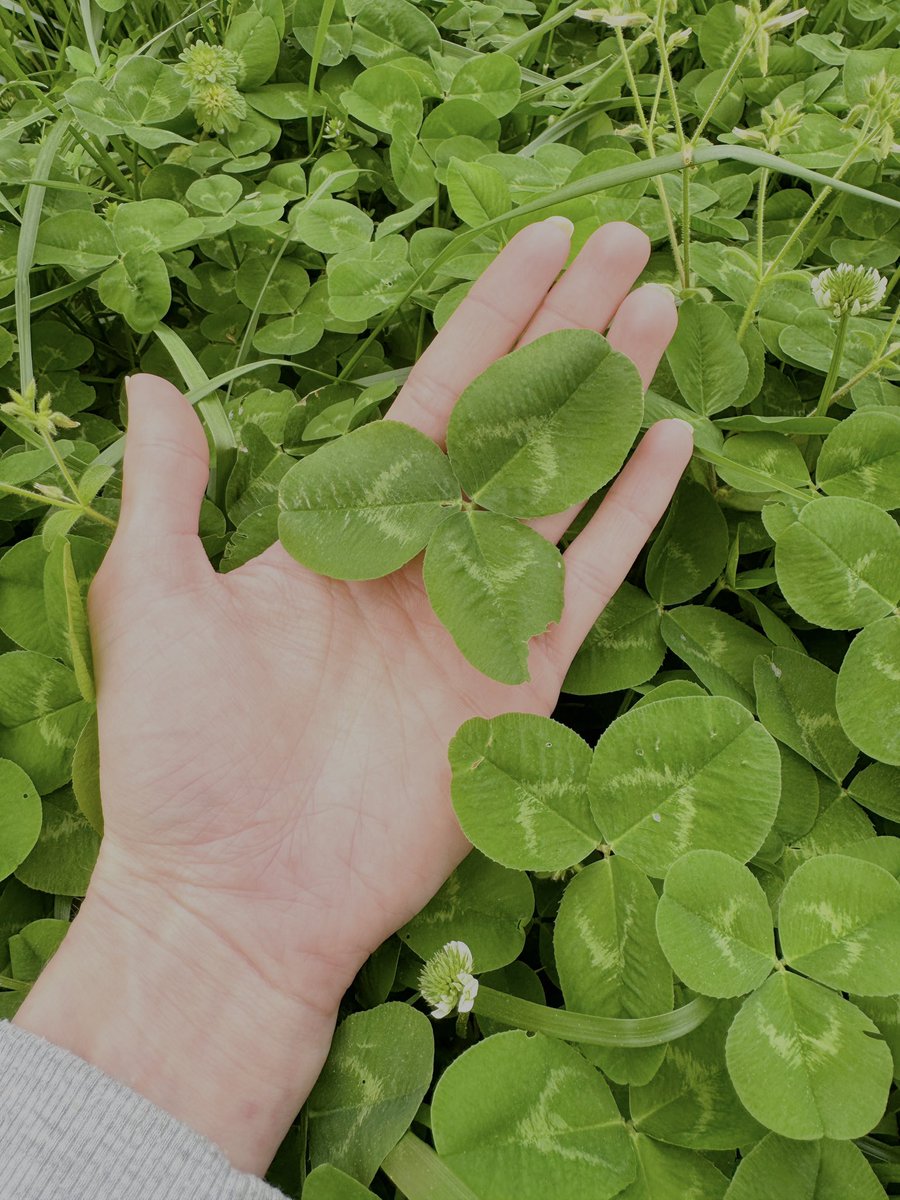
[{"xmin": 86, "ymin": 218, "xmax": 692, "ymax": 1011}]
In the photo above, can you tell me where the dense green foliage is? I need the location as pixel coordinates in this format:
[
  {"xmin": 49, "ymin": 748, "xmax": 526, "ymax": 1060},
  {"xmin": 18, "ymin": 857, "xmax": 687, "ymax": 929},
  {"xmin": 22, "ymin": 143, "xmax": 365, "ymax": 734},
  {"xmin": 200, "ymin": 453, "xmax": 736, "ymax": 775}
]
[{"xmin": 1, "ymin": 0, "xmax": 899, "ymax": 1196}]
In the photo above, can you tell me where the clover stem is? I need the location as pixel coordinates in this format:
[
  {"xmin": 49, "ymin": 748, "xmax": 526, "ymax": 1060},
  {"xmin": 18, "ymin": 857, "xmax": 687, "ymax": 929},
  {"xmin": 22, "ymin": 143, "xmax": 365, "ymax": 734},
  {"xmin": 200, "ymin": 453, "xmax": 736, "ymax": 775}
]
[
  {"xmin": 704, "ymin": 578, "xmax": 727, "ymax": 607},
  {"xmin": 653, "ymin": 7, "xmax": 691, "ymax": 285},
  {"xmin": 690, "ymin": 29, "xmax": 756, "ymax": 148},
  {"xmin": 815, "ymin": 311, "xmax": 850, "ymax": 419},
  {"xmin": 0, "ymin": 480, "xmax": 78, "ymax": 510},
  {"xmin": 41, "ymin": 428, "xmax": 84, "ymax": 507},
  {"xmin": 755, "ymin": 167, "xmax": 769, "ymax": 272},
  {"xmin": 471, "ymin": 985, "xmax": 715, "ymax": 1046},
  {"xmin": 736, "ymin": 132, "xmax": 873, "ymax": 343},
  {"xmin": 306, "ymin": 0, "xmax": 337, "ymax": 153},
  {"xmin": 827, "ymin": 342, "xmax": 900, "ymax": 407},
  {"xmin": 614, "ymin": 25, "xmax": 686, "ymax": 287},
  {"xmin": 34, "ymin": 430, "xmax": 116, "ymax": 527},
  {"xmin": 876, "ymin": 297, "xmax": 900, "ymax": 356}
]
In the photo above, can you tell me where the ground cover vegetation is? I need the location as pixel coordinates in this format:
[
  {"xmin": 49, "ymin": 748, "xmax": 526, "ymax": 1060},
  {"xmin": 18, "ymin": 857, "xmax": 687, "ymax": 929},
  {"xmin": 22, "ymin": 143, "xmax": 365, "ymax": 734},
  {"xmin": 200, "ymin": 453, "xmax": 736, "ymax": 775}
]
[{"xmin": 0, "ymin": 0, "xmax": 899, "ymax": 1195}]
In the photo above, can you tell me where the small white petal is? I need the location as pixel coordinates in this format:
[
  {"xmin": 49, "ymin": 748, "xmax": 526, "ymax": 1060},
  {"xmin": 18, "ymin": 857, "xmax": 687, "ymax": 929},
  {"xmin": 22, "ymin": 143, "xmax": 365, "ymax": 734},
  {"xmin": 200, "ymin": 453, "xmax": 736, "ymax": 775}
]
[{"xmin": 457, "ymin": 973, "xmax": 479, "ymax": 1013}]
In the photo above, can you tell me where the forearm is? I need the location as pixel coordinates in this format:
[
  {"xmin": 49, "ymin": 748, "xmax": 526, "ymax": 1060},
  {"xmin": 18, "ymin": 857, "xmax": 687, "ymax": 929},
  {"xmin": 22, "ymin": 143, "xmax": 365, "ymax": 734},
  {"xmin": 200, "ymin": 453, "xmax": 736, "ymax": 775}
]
[{"xmin": 12, "ymin": 846, "xmax": 347, "ymax": 1177}]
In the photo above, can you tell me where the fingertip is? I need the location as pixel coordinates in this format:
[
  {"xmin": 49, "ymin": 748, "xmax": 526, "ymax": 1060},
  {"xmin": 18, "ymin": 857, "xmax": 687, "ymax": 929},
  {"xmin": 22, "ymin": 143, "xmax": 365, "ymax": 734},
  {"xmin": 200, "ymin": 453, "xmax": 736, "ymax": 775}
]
[
  {"xmin": 635, "ymin": 282, "xmax": 678, "ymax": 323},
  {"xmin": 586, "ymin": 220, "xmax": 652, "ymax": 270},
  {"xmin": 646, "ymin": 416, "xmax": 695, "ymax": 462},
  {"xmin": 125, "ymin": 372, "xmax": 185, "ymax": 411}
]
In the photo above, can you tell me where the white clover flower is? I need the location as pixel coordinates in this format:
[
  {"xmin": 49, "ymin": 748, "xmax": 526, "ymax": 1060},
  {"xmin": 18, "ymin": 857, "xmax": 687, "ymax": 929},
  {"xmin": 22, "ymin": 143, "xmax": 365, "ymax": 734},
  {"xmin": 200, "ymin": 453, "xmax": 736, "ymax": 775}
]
[
  {"xmin": 810, "ymin": 263, "xmax": 888, "ymax": 318},
  {"xmin": 418, "ymin": 940, "xmax": 479, "ymax": 1019}
]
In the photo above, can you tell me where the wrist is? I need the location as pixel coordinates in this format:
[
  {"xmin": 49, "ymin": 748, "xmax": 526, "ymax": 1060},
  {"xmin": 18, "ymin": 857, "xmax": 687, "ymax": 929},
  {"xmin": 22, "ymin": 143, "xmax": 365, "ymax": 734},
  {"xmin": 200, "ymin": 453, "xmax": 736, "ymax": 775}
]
[{"xmin": 13, "ymin": 845, "xmax": 350, "ymax": 1176}]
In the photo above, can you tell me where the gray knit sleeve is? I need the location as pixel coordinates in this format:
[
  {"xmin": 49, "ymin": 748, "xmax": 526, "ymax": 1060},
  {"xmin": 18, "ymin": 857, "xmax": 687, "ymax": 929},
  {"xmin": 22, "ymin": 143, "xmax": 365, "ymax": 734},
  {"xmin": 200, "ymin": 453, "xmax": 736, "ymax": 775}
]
[{"xmin": 0, "ymin": 1019, "xmax": 288, "ymax": 1199}]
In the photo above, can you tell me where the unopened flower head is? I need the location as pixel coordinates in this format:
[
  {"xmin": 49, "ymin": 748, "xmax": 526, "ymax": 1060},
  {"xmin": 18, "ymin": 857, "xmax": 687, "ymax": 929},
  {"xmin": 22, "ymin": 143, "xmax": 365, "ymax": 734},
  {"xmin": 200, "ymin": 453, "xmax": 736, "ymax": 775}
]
[
  {"xmin": 418, "ymin": 940, "xmax": 479, "ymax": 1019},
  {"xmin": 811, "ymin": 263, "xmax": 887, "ymax": 318},
  {"xmin": 1, "ymin": 380, "xmax": 79, "ymax": 437},
  {"xmin": 175, "ymin": 41, "xmax": 246, "ymax": 134},
  {"xmin": 733, "ymin": 98, "xmax": 802, "ymax": 152},
  {"xmin": 191, "ymin": 83, "xmax": 247, "ymax": 134},
  {"xmin": 176, "ymin": 41, "xmax": 242, "ymax": 88}
]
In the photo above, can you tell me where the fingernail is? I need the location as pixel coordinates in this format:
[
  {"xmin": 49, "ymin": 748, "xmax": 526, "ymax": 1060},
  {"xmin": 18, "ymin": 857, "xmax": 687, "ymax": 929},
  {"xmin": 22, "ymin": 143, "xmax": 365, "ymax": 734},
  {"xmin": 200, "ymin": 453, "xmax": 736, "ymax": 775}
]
[
  {"xmin": 543, "ymin": 215, "xmax": 574, "ymax": 236},
  {"xmin": 668, "ymin": 418, "xmax": 694, "ymax": 437}
]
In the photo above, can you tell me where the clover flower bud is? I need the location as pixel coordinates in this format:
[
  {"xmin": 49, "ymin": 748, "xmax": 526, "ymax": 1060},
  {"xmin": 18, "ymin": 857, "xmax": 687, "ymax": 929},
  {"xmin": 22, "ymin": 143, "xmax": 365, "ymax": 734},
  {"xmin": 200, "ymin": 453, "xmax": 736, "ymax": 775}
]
[
  {"xmin": 33, "ymin": 483, "xmax": 68, "ymax": 500},
  {"xmin": 2, "ymin": 381, "xmax": 79, "ymax": 437},
  {"xmin": 810, "ymin": 263, "xmax": 887, "ymax": 318},
  {"xmin": 176, "ymin": 41, "xmax": 242, "ymax": 89},
  {"xmin": 666, "ymin": 27, "xmax": 693, "ymax": 51},
  {"xmin": 418, "ymin": 940, "xmax": 479, "ymax": 1020},
  {"xmin": 175, "ymin": 41, "xmax": 247, "ymax": 135},
  {"xmin": 191, "ymin": 83, "xmax": 248, "ymax": 134},
  {"xmin": 763, "ymin": 6, "xmax": 807, "ymax": 32}
]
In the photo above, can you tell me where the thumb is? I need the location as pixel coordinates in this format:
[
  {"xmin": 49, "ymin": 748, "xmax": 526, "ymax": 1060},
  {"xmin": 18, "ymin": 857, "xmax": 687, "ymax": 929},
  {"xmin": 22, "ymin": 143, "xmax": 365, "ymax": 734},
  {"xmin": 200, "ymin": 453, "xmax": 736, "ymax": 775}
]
[{"xmin": 116, "ymin": 373, "xmax": 211, "ymax": 542}]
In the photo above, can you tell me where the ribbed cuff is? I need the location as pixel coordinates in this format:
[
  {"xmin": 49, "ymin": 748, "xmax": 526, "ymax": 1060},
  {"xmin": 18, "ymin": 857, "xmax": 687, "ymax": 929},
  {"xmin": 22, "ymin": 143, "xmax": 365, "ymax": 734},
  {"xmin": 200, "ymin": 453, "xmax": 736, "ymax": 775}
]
[{"xmin": 0, "ymin": 1019, "xmax": 286, "ymax": 1200}]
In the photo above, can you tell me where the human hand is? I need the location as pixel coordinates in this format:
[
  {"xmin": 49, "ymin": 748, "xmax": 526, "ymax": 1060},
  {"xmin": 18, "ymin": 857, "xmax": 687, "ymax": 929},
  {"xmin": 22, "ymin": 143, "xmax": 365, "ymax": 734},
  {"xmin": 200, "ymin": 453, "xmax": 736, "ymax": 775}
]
[{"xmin": 14, "ymin": 218, "xmax": 691, "ymax": 1174}]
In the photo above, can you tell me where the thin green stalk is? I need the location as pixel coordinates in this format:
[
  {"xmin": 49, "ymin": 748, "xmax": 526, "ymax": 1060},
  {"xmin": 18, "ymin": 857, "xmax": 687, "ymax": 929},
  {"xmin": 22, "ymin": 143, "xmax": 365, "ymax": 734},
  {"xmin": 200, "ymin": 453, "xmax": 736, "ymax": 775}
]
[
  {"xmin": 78, "ymin": 0, "xmax": 101, "ymax": 68},
  {"xmin": 690, "ymin": 29, "xmax": 756, "ymax": 146},
  {"xmin": 520, "ymin": 0, "xmax": 561, "ymax": 68},
  {"xmin": 306, "ymin": 0, "xmax": 336, "ymax": 152},
  {"xmin": 815, "ymin": 312, "xmax": 850, "ymax": 417},
  {"xmin": 614, "ymin": 25, "xmax": 686, "ymax": 286},
  {"xmin": 68, "ymin": 128, "xmax": 132, "ymax": 196},
  {"xmin": 704, "ymin": 579, "xmax": 727, "ymax": 607},
  {"xmin": 736, "ymin": 133, "xmax": 874, "ymax": 342},
  {"xmin": 16, "ymin": 116, "xmax": 71, "ymax": 392},
  {"xmin": 875, "ymin": 298, "xmax": 900, "ymax": 357},
  {"xmin": 756, "ymin": 166, "xmax": 769, "ymax": 272},
  {"xmin": 860, "ymin": 11, "xmax": 900, "ymax": 50},
  {"xmin": 152, "ymin": 324, "xmax": 237, "ymax": 511},
  {"xmin": 520, "ymin": 56, "xmax": 604, "ymax": 103},
  {"xmin": 654, "ymin": 6, "xmax": 691, "ymax": 282},
  {"xmin": 498, "ymin": 0, "xmax": 585, "ymax": 57},
  {"xmin": 814, "ymin": 0, "xmax": 843, "ymax": 32},
  {"xmin": 41, "ymin": 429, "xmax": 86, "ymax": 504},
  {"xmin": 0, "ymin": 480, "xmax": 80, "ymax": 509},
  {"xmin": 518, "ymin": 39, "xmax": 639, "ymax": 155},
  {"xmin": 472, "ymin": 986, "xmax": 715, "ymax": 1046},
  {"xmin": 382, "ymin": 1133, "xmax": 479, "ymax": 1200},
  {"xmin": 109, "ymin": 135, "xmax": 142, "ymax": 198},
  {"xmin": 647, "ymin": 61, "xmax": 666, "ymax": 133},
  {"xmin": 828, "ymin": 343, "xmax": 900, "ymax": 407},
  {"xmin": 226, "ymin": 233, "xmax": 290, "ymax": 402},
  {"xmin": 0, "ymin": 271, "xmax": 104, "ymax": 323}
]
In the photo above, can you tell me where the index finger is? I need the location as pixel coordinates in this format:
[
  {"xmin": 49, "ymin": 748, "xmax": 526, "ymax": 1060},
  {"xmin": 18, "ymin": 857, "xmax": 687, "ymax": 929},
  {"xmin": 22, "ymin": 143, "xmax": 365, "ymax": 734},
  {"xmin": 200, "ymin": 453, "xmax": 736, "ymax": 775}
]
[{"xmin": 384, "ymin": 217, "xmax": 573, "ymax": 445}]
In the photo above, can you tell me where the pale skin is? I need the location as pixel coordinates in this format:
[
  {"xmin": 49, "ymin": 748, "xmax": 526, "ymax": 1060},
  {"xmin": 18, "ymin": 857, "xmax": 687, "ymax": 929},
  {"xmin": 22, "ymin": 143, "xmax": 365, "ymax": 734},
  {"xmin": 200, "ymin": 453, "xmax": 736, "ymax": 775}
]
[{"xmin": 13, "ymin": 218, "xmax": 691, "ymax": 1178}]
